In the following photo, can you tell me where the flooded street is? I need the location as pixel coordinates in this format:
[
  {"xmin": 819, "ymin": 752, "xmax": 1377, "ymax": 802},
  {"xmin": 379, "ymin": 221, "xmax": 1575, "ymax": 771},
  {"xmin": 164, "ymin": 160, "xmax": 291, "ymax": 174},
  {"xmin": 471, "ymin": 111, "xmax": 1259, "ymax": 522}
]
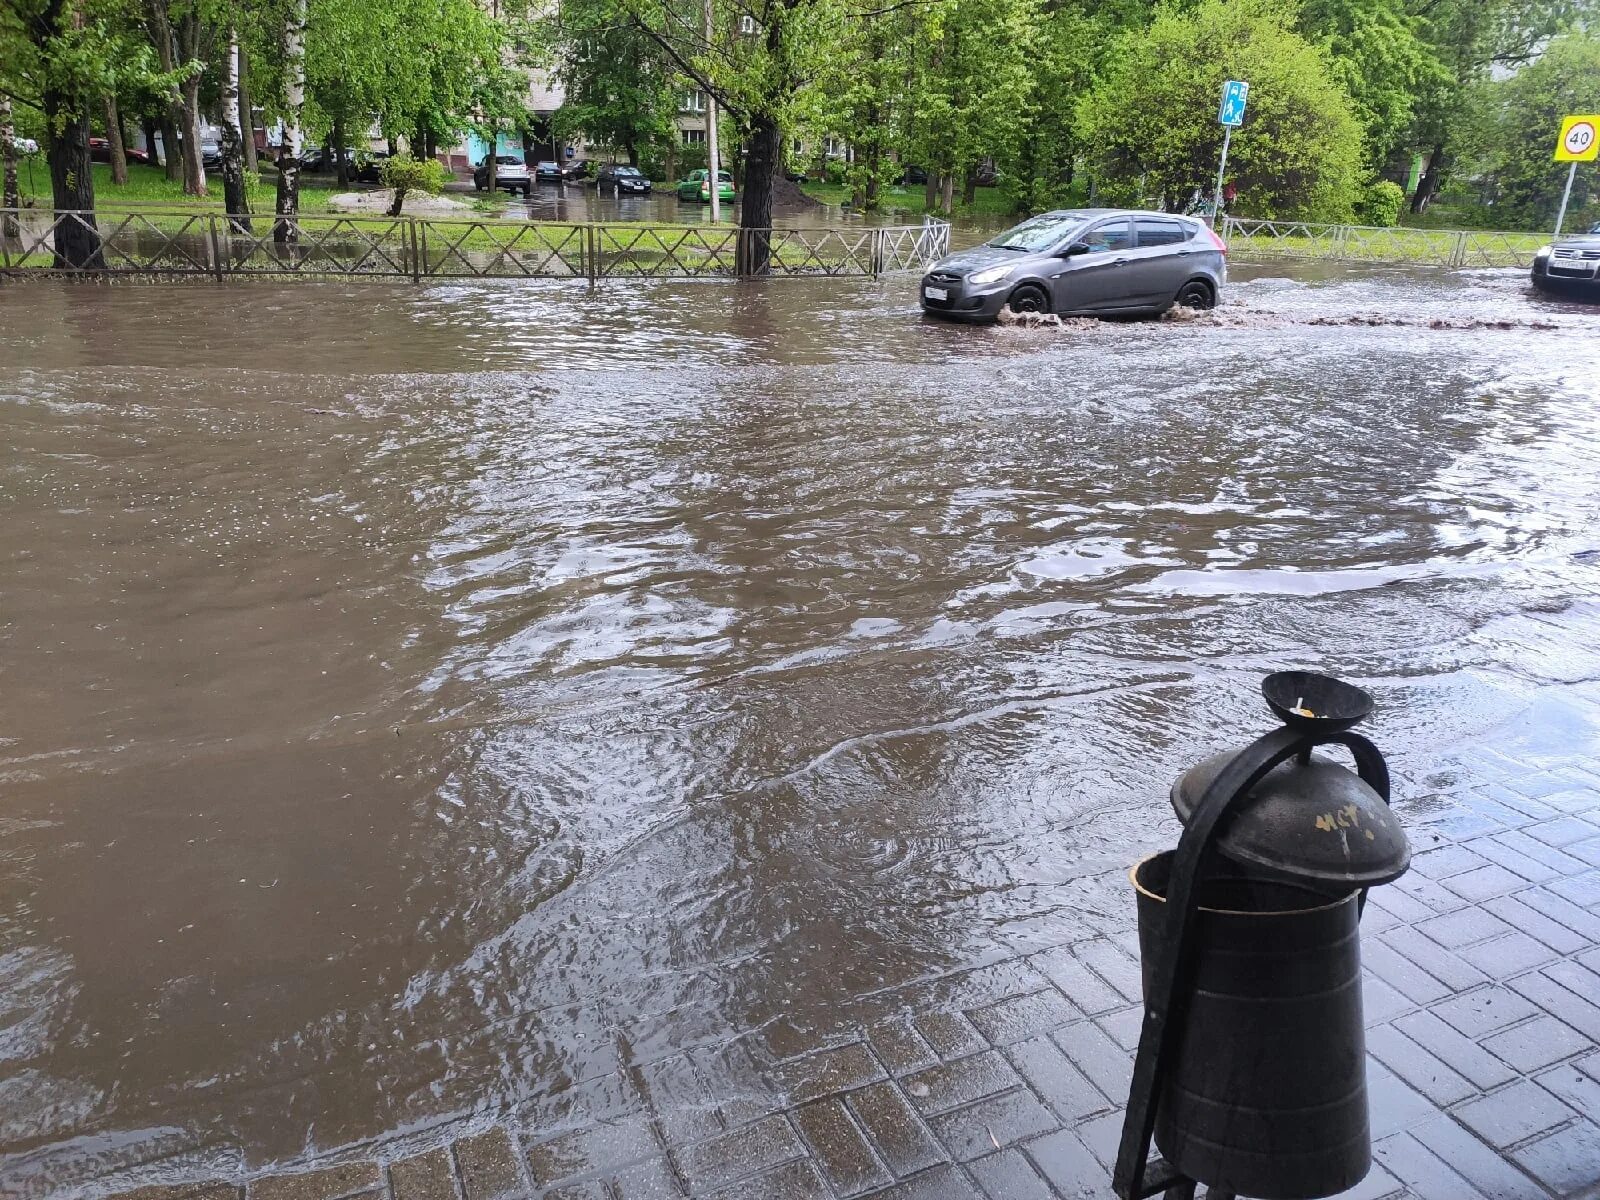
[{"xmin": 2, "ymin": 263, "xmax": 1600, "ymax": 1195}]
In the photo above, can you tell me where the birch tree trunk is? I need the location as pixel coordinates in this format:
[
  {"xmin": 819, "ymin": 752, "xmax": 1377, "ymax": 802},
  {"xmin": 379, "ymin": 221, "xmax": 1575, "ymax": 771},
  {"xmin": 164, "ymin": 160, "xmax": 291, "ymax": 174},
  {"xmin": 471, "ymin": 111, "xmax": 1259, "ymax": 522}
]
[
  {"xmin": 105, "ymin": 95, "xmax": 129, "ymax": 184},
  {"xmin": 274, "ymin": 0, "xmax": 307, "ymax": 243},
  {"xmin": 1, "ymin": 98, "xmax": 20, "ymax": 239},
  {"xmin": 221, "ymin": 30, "xmax": 251, "ymax": 231}
]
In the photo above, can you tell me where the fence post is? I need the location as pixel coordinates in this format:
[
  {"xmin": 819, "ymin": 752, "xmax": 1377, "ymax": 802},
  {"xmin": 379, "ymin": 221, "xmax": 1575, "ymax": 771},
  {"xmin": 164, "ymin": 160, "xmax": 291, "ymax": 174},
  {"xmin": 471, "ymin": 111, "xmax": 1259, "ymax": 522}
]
[
  {"xmin": 410, "ymin": 219, "xmax": 421, "ymax": 283},
  {"xmin": 870, "ymin": 229, "xmax": 884, "ymax": 278},
  {"xmin": 587, "ymin": 224, "xmax": 599, "ymax": 285},
  {"xmin": 1449, "ymin": 229, "xmax": 1468, "ymax": 269},
  {"xmin": 208, "ymin": 215, "xmax": 226, "ymax": 281},
  {"xmin": 0, "ymin": 213, "xmax": 11, "ymax": 270}
]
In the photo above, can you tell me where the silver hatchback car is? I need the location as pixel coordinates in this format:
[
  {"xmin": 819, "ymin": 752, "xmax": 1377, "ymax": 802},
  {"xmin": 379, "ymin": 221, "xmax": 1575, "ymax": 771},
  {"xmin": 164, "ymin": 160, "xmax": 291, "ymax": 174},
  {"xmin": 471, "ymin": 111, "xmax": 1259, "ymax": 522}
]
[{"xmin": 920, "ymin": 208, "xmax": 1226, "ymax": 322}]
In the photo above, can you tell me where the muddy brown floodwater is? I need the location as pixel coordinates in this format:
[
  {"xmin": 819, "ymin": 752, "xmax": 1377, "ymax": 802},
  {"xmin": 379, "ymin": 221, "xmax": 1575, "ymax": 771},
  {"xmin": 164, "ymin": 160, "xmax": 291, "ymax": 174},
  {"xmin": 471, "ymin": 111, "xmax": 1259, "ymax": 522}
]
[{"xmin": 2, "ymin": 263, "xmax": 1599, "ymax": 1195}]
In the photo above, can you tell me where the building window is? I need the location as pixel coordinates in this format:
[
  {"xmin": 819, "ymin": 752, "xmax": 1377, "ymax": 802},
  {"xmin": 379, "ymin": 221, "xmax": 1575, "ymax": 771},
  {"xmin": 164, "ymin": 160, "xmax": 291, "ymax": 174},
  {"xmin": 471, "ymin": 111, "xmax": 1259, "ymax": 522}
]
[
  {"xmin": 680, "ymin": 90, "xmax": 706, "ymax": 113},
  {"xmin": 739, "ymin": 15, "xmax": 758, "ymax": 33},
  {"xmin": 682, "ymin": 128, "xmax": 706, "ymax": 145}
]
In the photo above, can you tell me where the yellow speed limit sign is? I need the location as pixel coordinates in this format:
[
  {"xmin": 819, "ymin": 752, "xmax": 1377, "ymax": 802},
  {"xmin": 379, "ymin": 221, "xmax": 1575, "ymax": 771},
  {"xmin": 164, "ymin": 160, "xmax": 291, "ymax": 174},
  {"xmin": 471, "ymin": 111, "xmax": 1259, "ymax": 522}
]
[{"xmin": 1555, "ymin": 115, "xmax": 1600, "ymax": 162}]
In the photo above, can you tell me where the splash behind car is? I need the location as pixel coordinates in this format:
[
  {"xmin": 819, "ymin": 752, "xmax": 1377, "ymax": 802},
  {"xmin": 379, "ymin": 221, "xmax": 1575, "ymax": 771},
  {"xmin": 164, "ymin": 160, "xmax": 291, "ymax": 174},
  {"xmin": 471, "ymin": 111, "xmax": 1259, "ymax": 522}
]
[
  {"xmin": 1531, "ymin": 224, "xmax": 1600, "ymax": 300},
  {"xmin": 919, "ymin": 208, "xmax": 1226, "ymax": 322}
]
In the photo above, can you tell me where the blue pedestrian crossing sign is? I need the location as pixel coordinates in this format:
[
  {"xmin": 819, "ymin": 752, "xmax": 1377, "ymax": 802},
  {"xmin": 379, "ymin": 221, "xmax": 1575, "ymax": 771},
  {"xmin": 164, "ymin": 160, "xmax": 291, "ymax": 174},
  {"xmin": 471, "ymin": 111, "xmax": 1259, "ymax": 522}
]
[{"xmin": 1219, "ymin": 80, "xmax": 1249, "ymax": 127}]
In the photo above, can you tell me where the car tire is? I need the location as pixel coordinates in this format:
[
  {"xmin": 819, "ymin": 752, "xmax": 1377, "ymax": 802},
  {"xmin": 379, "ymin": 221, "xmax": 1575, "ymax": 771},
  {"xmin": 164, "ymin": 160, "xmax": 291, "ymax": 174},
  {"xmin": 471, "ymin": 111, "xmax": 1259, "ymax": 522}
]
[
  {"xmin": 1006, "ymin": 284, "xmax": 1050, "ymax": 315},
  {"xmin": 1176, "ymin": 279, "xmax": 1216, "ymax": 310}
]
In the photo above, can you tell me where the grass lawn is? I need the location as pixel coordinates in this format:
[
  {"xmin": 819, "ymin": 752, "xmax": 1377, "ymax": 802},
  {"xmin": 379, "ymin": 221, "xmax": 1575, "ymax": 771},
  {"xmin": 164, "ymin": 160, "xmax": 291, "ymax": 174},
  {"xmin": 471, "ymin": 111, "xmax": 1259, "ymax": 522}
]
[
  {"xmin": 799, "ymin": 179, "xmax": 1016, "ymax": 220},
  {"xmin": 1222, "ymin": 223, "xmax": 1544, "ymax": 267},
  {"xmin": 16, "ymin": 161, "xmax": 348, "ymax": 214}
]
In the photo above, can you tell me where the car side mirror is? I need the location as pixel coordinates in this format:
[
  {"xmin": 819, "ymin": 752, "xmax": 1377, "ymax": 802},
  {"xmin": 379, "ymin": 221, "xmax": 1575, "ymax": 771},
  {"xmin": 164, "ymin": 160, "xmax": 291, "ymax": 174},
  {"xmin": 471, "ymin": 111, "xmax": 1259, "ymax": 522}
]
[{"xmin": 1061, "ymin": 242, "xmax": 1092, "ymax": 257}]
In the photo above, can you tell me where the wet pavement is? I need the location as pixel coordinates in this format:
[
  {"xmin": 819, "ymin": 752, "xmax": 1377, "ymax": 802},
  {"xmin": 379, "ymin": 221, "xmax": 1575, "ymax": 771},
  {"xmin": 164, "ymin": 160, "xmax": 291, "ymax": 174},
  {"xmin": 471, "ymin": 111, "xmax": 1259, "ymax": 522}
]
[{"xmin": 2, "ymin": 262, "xmax": 1600, "ymax": 1199}]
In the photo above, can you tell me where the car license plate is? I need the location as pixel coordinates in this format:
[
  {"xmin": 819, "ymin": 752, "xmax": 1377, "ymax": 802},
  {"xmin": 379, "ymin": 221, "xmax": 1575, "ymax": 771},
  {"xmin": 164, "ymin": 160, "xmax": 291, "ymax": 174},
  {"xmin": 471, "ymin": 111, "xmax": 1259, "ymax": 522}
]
[{"xmin": 924, "ymin": 286, "xmax": 948, "ymax": 301}]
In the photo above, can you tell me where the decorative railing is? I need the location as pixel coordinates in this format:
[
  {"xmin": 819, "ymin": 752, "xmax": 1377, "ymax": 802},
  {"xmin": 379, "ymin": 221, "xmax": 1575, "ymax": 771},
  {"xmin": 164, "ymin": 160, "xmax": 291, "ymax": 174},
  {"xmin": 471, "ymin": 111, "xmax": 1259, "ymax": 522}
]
[
  {"xmin": 0, "ymin": 209, "xmax": 951, "ymax": 281},
  {"xmin": 1220, "ymin": 217, "xmax": 1547, "ymax": 269}
]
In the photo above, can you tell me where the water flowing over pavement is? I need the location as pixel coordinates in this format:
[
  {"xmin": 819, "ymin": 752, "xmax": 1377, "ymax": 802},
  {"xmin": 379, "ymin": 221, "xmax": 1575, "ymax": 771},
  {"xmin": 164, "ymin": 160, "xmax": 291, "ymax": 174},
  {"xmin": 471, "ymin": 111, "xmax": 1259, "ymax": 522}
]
[{"xmin": 2, "ymin": 264, "xmax": 1600, "ymax": 1199}]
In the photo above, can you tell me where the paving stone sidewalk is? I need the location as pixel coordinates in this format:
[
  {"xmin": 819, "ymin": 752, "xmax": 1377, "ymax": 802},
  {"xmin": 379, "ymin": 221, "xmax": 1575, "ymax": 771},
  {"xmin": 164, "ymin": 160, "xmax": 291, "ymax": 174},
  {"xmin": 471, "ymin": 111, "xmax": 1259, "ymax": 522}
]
[{"xmin": 113, "ymin": 693, "xmax": 1600, "ymax": 1200}]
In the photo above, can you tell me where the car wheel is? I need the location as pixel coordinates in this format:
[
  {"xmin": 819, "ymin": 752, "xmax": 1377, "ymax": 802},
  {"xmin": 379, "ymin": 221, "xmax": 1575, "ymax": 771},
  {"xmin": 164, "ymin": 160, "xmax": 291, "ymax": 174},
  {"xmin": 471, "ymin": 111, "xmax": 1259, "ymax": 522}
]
[
  {"xmin": 1176, "ymin": 279, "xmax": 1216, "ymax": 310},
  {"xmin": 1007, "ymin": 284, "xmax": 1050, "ymax": 315}
]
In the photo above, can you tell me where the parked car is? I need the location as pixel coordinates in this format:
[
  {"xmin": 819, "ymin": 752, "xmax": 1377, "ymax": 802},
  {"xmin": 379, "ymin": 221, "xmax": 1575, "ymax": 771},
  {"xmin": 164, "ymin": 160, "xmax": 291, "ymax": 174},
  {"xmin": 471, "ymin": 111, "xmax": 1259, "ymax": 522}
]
[
  {"xmin": 1531, "ymin": 225, "xmax": 1600, "ymax": 301},
  {"xmin": 593, "ymin": 163, "xmax": 652, "ymax": 194},
  {"xmin": 298, "ymin": 146, "xmax": 341, "ymax": 172},
  {"xmin": 676, "ymin": 168, "xmax": 735, "ymax": 203},
  {"xmin": 535, "ymin": 158, "xmax": 588, "ymax": 182},
  {"xmin": 474, "ymin": 154, "xmax": 531, "ymax": 195},
  {"xmin": 919, "ymin": 208, "xmax": 1226, "ymax": 322},
  {"xmin": 88, "ymin": 137, "xmax": 151, "ymax": 164}
]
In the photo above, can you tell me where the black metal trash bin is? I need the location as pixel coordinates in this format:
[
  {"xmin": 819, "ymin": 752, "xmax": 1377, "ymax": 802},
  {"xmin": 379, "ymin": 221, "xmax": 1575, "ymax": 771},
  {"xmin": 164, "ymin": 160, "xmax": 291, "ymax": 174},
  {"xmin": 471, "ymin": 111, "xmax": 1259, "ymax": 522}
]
[
  {"xmin": 1132, "ymin": 851, "xmax": 1368, "ymax": 1199},
  {"xmin": 1114, "ymin": 671, "xmax": 1410, "ymax": 1200}
]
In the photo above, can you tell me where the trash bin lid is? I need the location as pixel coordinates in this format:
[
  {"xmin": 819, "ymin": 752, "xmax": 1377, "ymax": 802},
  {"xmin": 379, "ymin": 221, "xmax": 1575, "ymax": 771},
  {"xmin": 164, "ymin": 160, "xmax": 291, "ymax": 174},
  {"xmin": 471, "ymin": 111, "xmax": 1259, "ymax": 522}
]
[{"xmin": 1169, "ymin": 673, "xmax": 1411, "ymax": 889}]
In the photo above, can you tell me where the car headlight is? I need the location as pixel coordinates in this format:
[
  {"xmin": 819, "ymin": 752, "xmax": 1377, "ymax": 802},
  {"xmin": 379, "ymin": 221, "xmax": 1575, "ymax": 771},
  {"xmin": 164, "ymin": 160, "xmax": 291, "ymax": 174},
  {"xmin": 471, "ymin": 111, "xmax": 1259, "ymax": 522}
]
[
  {"xmin": 967, "ymin": 264, "xmax": 1014, "ymax": 286},
  {"xmin": 1536, "ymin": 244, "xmax": 1552, "ymax": 258}
]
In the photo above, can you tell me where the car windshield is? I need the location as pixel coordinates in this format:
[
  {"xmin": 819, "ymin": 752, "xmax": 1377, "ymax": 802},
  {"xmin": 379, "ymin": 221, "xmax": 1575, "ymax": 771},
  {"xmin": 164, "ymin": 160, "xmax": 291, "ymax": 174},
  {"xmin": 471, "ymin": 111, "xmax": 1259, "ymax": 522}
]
[
  {"xmin": 1589, "ymin": 223, "xmax": 1600, "ymax": 235},
  {"xmin": 988, "ymin": 212, "xmax": 1089, "ymax": 252},
  {"xmin": 614, "ymin": 166, "xmax": 641, "ymax": 177}
]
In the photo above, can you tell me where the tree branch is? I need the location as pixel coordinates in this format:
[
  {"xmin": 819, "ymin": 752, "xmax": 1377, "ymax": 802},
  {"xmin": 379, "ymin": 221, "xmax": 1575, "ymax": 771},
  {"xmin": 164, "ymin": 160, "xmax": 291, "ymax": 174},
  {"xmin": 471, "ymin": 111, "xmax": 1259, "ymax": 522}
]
[{"xmin": 627, "ymin": 13, "xmax": 748, "ymax": 121}]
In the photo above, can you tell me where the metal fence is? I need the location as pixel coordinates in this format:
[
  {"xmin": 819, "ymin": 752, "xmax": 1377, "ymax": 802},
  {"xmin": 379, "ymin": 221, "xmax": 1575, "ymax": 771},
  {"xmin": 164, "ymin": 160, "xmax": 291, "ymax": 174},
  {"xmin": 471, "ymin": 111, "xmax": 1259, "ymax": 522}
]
[
  {"xmin": 1221, "ymin": 216, "xmax": 1546, "ymax": 269},
  {"xmin": 0, "ymin": 209, "xmax": 951, "ymax": 281}
]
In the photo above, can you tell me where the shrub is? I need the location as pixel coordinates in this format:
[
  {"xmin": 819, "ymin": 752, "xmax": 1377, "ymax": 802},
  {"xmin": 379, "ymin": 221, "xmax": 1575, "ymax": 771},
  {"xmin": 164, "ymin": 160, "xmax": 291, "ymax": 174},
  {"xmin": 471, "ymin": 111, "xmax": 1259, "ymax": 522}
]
[
  {"xmin": 1354, "ymin": 180, "xmax": 1406, "ymax": 226},
  {"xmin": 381, "ymin": 154, "xmax": 452, "ymax": 216},
  {"xmin": 1078, "ymin": 0, "xmax": 1364, "ymax": 221}
]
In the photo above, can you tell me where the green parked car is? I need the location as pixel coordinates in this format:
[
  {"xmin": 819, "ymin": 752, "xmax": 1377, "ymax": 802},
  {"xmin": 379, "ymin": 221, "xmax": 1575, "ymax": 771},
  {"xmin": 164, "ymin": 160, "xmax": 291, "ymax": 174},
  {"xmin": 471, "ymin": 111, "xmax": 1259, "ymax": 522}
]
[{"xmin": 676, "ymin": 168, "xmax": 736, "ymax": 203}]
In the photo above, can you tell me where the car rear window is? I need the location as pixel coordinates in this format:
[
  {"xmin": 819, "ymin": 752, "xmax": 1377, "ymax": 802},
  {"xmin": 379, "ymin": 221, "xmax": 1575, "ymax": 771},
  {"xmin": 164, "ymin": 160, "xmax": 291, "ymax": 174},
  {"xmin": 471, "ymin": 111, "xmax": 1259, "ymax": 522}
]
[{"xmin": 1136, "ymin": 219, "xmax": 1190, "ymax": 246}]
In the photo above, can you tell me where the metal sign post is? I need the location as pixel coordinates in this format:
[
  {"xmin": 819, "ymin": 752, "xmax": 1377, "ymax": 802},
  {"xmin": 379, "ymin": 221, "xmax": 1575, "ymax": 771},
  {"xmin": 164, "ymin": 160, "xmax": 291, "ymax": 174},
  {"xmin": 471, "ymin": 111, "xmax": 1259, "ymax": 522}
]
[
  {"xmin": 1552, "ymin": 115, "xmax": 1599, "ymax": 237},
  {"xmin": 1213, "ymin": 81, "xmax": 1248, "ymax": 227}
]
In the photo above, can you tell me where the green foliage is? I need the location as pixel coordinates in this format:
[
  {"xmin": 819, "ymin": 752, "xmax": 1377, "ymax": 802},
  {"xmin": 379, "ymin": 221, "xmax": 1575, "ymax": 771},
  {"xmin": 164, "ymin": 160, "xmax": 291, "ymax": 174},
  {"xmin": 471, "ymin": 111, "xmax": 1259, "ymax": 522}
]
[
  {"xmin": 1482, "ymin": 35, "xmax": 1600, "ymax": 229},
  {"xmin": 1078, "ymin": 0, "xmax": 1364, "ymax": 221},
  {"xmin": 1354, "ymin": 179, "xmax": 1406, "ymax": 225},
  {"xmin": 548, "ymin": 0, "xmax": 676, "ymax": 164},
  {"xmin": 1299, "ymin": 0, "xmax": 1448, "ymax": 170},
  {"xmin": 381, "ymin": 152, "xmax": 450, "ymax": 194}
]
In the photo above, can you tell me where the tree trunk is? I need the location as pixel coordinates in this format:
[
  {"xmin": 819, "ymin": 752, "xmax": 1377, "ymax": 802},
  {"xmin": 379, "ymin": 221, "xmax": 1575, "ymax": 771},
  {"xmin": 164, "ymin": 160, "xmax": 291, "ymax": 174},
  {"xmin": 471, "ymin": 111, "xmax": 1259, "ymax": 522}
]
[
  {"xmin": 333, "ymin": 114, "xmax": 349, "ymax": 186},
  {"xmin": 940, "ymin": 171, "xmax": 954, "ymax": 216},
  {"xmin": 2, "ymin": 97, "xmax": 20, "ymax": 239},
  {"xmin": 147, "ymin": 1, "xmax": 188, "ymax": 184},
  {"xmin": 924, "ymin": 172, "xmax": 938, "ymax": 210},
  {"xmin": 626, "ymin": 139, "xmax": 638, "ymax": 167},
  {"xmin": 43, "ymin": 89, "xmax": 105, "ymax": 268},
  {"xmin": 274, "ymin": 0, "xmax": 306, "ymax": 243},
  {"xmin": 739, "ymin": 112, "xmax": 779, "ymax": 275},
  {"xmin": 237, "ymin": 42, "xmax": 258, "ymax": 172},
  {"xmin": 962, "ymin": 165, "xmax": 976, "ymax": 207},
  {"xmin": 105, "ymin": 95, "xmax": 129, "ymax": 184},
  {"xmin": 221, "ymin": 30, "xmax": 251, "ymax": 231},
  {"xmin": 1410, "ymin": 142, "xmax": 1445, "ymax": 214},
  {"xmin": 178, "ymin": 10, "xmax": 206, "ymax": 195},
  {"xmin": 161, "ymin": 115, "xmax": 183, "ymax": 179},
  {"xmin": 141, "ymin": 115, "xmax": 160, "ymax": 167}
]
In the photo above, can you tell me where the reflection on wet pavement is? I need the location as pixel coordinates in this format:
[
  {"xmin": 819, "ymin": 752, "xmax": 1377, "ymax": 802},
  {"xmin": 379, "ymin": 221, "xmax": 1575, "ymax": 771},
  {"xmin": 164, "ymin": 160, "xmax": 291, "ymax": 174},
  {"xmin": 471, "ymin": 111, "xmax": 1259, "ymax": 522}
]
[{"xmin": 1, "ymin": 262, "xmax": 1598, "ymax": 1190}]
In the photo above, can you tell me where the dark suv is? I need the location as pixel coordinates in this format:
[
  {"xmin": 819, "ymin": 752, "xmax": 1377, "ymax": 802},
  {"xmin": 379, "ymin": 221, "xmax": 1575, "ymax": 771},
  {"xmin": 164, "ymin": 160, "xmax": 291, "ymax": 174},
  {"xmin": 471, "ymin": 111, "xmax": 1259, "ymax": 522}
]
[
  {"xmin": 919, "ymin": 208, "xmax": 1226, "ymax": 322},
  {"xmin": 594, "ymin": 163, "xmax": 652, "ymax": 194},
  {"xmin": 1532, "ymin": 225, "xmax": 1600, "ymax": 300}
]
